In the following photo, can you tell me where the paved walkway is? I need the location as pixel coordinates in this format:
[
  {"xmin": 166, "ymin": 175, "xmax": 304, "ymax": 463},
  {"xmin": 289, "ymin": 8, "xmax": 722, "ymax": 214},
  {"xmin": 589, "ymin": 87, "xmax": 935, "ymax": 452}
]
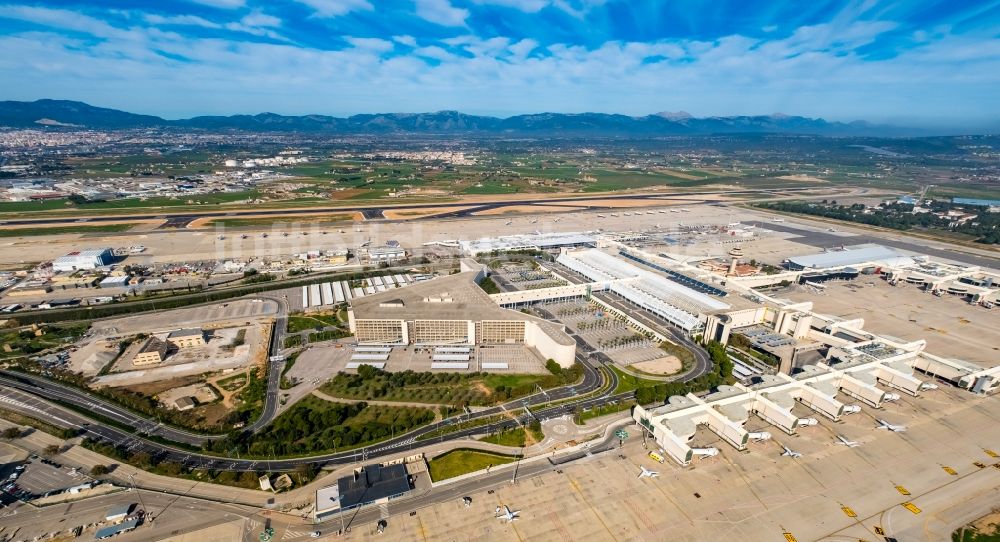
[{"xmin": 310, "ymin": 389, "xmax": 449, "ymax": 411}]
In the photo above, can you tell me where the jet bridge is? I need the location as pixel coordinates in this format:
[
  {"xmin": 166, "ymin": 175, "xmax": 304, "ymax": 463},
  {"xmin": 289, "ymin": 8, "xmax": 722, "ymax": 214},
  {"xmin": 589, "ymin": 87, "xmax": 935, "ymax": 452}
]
[
  {"xmin": 749, "ymin": 393, "xmax": 801, "ymax": 434},
  {"xmin": 836, "ymin": 373, "xmax": 887, "ymax": 407},
  {"xmin": 871, "ymin": 361, "xmax": 925, "ymax": 396}
]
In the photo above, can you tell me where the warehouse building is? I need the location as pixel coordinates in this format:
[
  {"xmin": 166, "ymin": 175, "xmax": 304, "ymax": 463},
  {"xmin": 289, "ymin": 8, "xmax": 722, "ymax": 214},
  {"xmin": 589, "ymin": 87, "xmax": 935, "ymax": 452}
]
[
  {"xmin": 348, "ymin": 272, "xmax": 576, "ymax": 367},
  {"xmin": 166, "ymin": 328, "xmax": 205, "ymax": 348},
  {"xmin": 132, "ymin": 336, "xmax": 171, "ymax": 366},
  {"xmin": 51, "ymin": 248, "xmax": 114, "ymax": 272}
]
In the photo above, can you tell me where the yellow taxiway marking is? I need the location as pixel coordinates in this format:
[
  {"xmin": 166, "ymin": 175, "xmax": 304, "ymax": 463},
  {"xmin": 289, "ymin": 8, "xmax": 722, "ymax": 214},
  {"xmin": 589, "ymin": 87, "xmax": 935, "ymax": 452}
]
[
  {"xmin": 902, "ymin": 502, "xmax": 922, "ymax": 514},
  {"xmin": 985, "ymin": 449, "xmax": 998, "ymax": 458},
  {"xmin": 942, "ymin": 466, "xmax": 958, "ymax": 475},
  {"xmin": 782, "ymin": 532, "xmax": 798, "ymax": 542},
  {"xmin": 974, "ymin": 461, "xmax": 987, "ymax": 469},
  {"xmin": 894, "ymin": 485, "xmax": 910, "ymax": 496},
  {"xmin": 874, "ymin": 526, "xmax": 885, "ymax": 535},
  {"xmin": 841, "ymin": 505, "xmax": 858, "ymax": 518},
  {"xmin": 568, "ymin": 477, "xmax": 618, "ymax": 542}
]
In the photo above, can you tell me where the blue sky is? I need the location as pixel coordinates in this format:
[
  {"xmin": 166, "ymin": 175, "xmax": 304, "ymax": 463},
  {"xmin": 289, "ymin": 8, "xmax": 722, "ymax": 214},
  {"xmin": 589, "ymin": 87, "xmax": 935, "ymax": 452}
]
[{"xmin": 0, "ymin": 0, "xmax": 998, "ymax": 128}]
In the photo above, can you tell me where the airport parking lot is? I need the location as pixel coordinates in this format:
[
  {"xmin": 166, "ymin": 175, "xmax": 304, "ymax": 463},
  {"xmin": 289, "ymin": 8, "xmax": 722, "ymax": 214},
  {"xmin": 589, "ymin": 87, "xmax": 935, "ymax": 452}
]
[
  {"xmin": 92, "ymin": 298, "xmax": 277, "ymax": 335},
  {"xmin": 295, "ymin": 342, "xmax": 549, "ymax": 375},
  {"xmin": 344, "ymin": 380, "xmax": 1000, "ymax": 542}
]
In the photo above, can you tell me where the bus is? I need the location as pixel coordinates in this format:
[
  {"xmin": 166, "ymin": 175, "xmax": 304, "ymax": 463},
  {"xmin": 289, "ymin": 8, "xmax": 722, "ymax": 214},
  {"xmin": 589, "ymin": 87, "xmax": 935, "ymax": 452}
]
[{"xmin": 648, "ymin": 451, "xmax": 665, "ymax": 463}]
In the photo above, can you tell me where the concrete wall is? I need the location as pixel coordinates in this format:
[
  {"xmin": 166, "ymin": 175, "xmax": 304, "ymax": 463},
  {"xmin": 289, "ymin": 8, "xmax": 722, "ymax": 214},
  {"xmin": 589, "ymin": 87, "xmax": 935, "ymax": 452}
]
[{"xmin": 524, "ymin": 321, "xmax": 575, "ymax": 367}]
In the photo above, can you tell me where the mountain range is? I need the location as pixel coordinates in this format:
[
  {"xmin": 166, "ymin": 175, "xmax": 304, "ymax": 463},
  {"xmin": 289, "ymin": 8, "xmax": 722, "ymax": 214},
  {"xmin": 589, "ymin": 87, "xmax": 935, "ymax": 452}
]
[{"xmin": 0, "ymin": 99, "xmax": 916, "ymax": 136}]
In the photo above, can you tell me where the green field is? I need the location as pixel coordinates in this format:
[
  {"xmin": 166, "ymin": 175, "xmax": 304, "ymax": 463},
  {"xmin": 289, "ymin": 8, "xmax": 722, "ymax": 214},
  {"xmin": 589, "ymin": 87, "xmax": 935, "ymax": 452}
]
[
  {"xmin": 479, "ymin": 427, "xmax": 527, "ymax": 447},
  {"xmin": 427, "ymin": 449, "xmax": 519, "ymax": 482},
  {"xmin": 286, "ymin": 313, "xmax": 342, "ymax": 333},
  {"xmin": 320, "ymin": 368, "xmax": 558, "ymax": 407},
  {"xmin": 954, "ymin": 525, "xmax": 1000, "ymax": 542},
  {"xmin": 611, "ymin": 366, "xmax": 664, "ymax": 395},
  {"xmin": 0, "ymin": 223, "xmax": 136, "ymax": 237},
  {"xmin": 462, "ymin": 181, "xmax": 520, "ymax": 195}
]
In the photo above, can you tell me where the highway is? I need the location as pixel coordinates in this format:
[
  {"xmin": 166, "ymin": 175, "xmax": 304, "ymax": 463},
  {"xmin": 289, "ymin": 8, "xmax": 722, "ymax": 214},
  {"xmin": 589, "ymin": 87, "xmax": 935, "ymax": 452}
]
[
  {"xmin": 0, "ymin": 187, "xmax": 818, "ymax": 226},
  {"xmin": 0, "ymin": 345, "xmax": 633, "ymax": 471},
  {"xmin": 0, "ymin": 267, "xmax": 717, "ymax": 473}
]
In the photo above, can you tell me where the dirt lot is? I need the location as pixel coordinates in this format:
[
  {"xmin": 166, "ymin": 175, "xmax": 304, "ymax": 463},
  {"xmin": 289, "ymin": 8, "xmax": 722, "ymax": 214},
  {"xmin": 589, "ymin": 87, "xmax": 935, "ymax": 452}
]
[
  {"xmin": 158, "ymin": 383, "xmax": 218, "ymax": 409},
  {"xmin": 66, "ymin": 338, "xmax": 120, "ymax": 375},
  {"xmin": 630, "ymin": 356, "xmax": 681, "ymax": 375},
  {"xmin": 781, "ymin": 279, "xmax": 1000, "ymax": 366},
  {"xmin": 92, "ymin": 299, "xmax": 277, "ymax": 336}
]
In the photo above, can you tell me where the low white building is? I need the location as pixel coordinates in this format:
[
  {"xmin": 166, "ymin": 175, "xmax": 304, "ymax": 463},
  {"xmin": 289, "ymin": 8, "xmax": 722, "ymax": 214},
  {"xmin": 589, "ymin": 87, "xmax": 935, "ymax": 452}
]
[{"xmin": 52, "ymin": 248, "xmax": 114, "ymax": 272}]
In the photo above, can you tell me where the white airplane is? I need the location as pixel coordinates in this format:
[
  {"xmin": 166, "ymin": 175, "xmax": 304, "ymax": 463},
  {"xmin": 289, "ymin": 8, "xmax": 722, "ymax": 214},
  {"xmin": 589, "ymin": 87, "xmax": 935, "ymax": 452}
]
[
  {"xmin": 596, "ymin": 214, "xmax": 606, "ymax": 218},
  {"xmin": 781, "ymin": 446, "xmax": 802, "ymax": 458},
  {"xmin": 836, "ymin": 435, "xmax": 860, "ymax": 447},
  {"xmin": 637, "ymin": 466, "xmax": 659, "ymax": 479},
  {"xmin": 529, "ymin": 218, "xmax": 538, "ymax": 224},
  {"xmin": 876, "ymin": 419, "xmax": 906, "ymax": 432},
  {"xmin": 495, "ymin": 505, "xmax": 520, "ymax": 522},
  {"xmin": 504, "ymin": 220, "xmax": 512, "ymax": 226}
]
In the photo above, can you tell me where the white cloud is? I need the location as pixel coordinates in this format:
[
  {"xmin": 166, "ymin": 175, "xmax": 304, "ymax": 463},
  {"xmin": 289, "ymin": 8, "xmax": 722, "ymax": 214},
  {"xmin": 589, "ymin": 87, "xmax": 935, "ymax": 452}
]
[
  {"xmin": 471, "ymin": 0, "xmax": 549, "ymax": 13},
  {"xmin": 393, "ymin": 35, "xmax": 418, "ymax": 47},
  {"xmin": 1, "ymin": 4, "xmax": 998, "ymax": 127},
  {"xmin": 345, "ymin": 36, "xmax": 394, "ymax": 53},
  {"xmin": 293, "ymin": 0, "xmax": 373, "ymax": 17},
  {"xmin": 185, "ymin": 0, "xmax": 246, "ymax": 9},
  {"xmin": 413, "ymin": 0, "xmax": 469, "ymax": 27},
  {"xmin": 143, "ymin": 14, "xmax": 222, "ymax": 30},
  {"xmin": 240, "ymin": 11, "xmax": 281, "ymax": 28}
]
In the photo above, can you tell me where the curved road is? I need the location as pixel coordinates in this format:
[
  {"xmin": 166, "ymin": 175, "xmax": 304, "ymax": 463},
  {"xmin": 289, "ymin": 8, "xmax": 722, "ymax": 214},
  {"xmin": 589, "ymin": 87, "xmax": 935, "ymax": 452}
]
[
  {"xmin": 0, "ymin": 348, "xmax": 626, "ymax": 471},
  {"xmin": 0, "ymin": 291, "xmax": 715, "ymax": 471}
]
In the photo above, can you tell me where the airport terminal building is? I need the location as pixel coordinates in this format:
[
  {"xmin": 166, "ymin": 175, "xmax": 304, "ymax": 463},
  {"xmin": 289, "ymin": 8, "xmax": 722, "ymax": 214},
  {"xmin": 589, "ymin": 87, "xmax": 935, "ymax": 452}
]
[{"xmin": 347, "ymin": 272, "xmax": 576, "ymax": 367}]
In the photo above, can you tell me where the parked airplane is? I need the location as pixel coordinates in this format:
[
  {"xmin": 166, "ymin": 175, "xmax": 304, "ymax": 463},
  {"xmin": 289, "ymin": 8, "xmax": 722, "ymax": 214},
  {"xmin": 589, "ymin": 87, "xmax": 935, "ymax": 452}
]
[
  {"xmin": 505, "ymin": 220, "xmax": 513, "ymax": 226},
  {"xmin": 836, "ymin": 435, "xmax": 860, "ymax": 447},
  {"xmin": 781, "ymin": 446, "xmax": 803, "ymax": 458},
  {"xmin": 637, "ymin": 466, "xmax": 659, "ymax": 479},
  {"xmin": 495, "ymin": 505, "xmax": 520, "ymax": 522},
  {"xmin": 530, "ymin": 218, "xmax": 538, "ymax": 224},
  {"xmin": 876, "ymin": 419, "xmax": 906, "ymax": 432},
  {"xmin": 597, "ymin": 214, "xmax": 606, "ymax": 218}
]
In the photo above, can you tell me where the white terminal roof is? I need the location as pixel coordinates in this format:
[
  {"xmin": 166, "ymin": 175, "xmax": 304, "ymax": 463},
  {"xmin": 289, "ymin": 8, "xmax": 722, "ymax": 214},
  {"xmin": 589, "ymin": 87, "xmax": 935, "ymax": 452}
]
[
  {"xmin": 461, "ymin": 232, "xmax": 595, "ymax": 255},
  {"xmin": 557, "ymin": 248, "xmax": 729, "ymax": 331},
  {"xmin": 788, "ymin": 244, "xmax": 914, "ymax": 270}
]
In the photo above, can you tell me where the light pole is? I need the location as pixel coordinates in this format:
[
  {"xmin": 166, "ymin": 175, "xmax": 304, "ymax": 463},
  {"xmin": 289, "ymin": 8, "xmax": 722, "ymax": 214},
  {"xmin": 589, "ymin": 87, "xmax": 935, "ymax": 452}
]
[{"xmin": 128, "ymin": 473, "xmax": 150, "ymax": 523}]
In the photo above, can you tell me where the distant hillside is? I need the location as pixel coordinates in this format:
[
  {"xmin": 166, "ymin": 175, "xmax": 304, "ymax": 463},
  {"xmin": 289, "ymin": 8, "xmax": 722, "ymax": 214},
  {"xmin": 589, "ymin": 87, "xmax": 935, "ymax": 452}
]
[{"xmin": 0, "ymin": 99, "xmax": 914, "ymax": 136}]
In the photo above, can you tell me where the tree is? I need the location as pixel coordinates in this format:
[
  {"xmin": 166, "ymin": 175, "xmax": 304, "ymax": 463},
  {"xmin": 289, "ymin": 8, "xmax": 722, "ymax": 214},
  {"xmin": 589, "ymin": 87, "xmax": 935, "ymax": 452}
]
[
  {"xmin": 1, "ymin": 427, "xmax": 22, "ymax": 439},
  {"xmin": 90, "ymin": 464, "xmax": 110, "ymax": 476},
  {"xmin": 43, "ymin": 444, "xmax": 60, "ymax": 456}
]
